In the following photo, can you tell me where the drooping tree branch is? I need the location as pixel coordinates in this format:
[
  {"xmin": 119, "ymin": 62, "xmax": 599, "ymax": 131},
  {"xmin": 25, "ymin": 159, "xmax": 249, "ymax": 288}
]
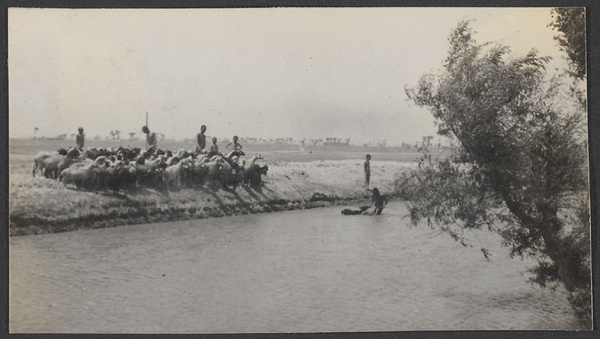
[{"xmin": 400, "ymin": 20, "xmax": 590, "ymax": 327}]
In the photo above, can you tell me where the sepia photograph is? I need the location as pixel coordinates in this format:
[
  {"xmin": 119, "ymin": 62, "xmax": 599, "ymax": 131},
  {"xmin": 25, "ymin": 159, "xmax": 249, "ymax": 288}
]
[{"xmin": 7, "ymin": 6, "xmax": 592, "ymax": 333}]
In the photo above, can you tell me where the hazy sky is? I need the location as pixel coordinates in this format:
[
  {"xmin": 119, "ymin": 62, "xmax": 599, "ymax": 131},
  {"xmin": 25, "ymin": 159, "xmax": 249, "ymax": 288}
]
[{"xmin": 8, "ymin": 7, "xmax": 572, "ymax": 145}]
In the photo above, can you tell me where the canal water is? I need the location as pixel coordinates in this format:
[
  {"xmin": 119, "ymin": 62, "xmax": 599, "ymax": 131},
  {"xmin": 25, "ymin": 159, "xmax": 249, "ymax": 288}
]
[{"xmin": 9, "ymin": 202, "xmax": 580, "ymax": 333}]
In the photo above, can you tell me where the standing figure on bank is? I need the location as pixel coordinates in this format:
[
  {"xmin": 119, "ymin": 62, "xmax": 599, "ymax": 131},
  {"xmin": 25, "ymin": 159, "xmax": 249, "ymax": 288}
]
[
  {"xmin": 226, "ymin": 135, "xmax": 244, "ymax": 160},
  {"xmin": 196, "ymin": 125, "xmax": 207, "ymax": 154},
  {"xmin": 364, "ymin": 154, "xmax": 371, "ymax": 190},
  {"xmin": 76, "ymin": 127, "xmax": 85, "ymax": 149},
  {"xmin": 207, "ymin": 137, "xmax": 221, "ymax": 157},
  {"xmin": 142, "ymin": 125, "xmax": 157, "ymax": 151}
]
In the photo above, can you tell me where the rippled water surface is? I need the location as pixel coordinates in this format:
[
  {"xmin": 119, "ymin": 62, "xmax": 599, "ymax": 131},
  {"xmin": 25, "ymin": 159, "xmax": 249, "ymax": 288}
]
[{"xmin": 9, "ymin": 202, "xmax": 580, "ymax": 333}]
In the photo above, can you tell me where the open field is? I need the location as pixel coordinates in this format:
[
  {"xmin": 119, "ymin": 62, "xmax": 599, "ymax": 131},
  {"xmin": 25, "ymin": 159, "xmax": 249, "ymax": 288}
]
[
  {"xmin": 10, "ymin": 137, "xmax": 449, "ymax": 163},
  {"xmin": 9, "ymin": 138, "xmax": 432, "ymax": 236}
]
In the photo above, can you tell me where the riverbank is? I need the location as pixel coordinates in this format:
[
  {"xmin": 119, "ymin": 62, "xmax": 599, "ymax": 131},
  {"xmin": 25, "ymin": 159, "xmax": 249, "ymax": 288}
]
[{"xmin": 9, "ymin": 159, "xmax": 412, "ymax": 236}]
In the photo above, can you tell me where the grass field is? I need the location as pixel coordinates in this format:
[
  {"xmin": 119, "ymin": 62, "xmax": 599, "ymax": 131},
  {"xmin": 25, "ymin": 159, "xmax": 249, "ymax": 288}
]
[{"xmin": 9, "ymin": 137, "xmax": 450, "ymax": 164}]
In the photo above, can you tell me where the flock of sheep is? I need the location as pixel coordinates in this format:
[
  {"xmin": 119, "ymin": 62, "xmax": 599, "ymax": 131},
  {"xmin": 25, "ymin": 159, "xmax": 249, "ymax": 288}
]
[{"xmin": 32, "ymin": 146, "xmax": 269, "ymax": 194}]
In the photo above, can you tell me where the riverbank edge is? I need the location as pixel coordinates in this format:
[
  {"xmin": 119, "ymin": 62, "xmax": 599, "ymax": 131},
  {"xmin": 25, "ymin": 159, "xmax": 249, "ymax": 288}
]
[
  {"xmin": 9, "ymin": 159, "xmax": 409, "ymax": 237},
  {"xmin": 9, "ymin": 187, "xmax": 400, "ymax": 237}
]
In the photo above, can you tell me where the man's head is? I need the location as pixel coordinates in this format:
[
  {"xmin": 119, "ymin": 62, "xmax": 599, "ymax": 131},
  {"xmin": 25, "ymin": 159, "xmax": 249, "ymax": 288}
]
[
  {"xmin": 78, "ymin": 127, "xmax": 84, "ymax": 134},
  {"xmin": 201, "ymin": 125, "xmax": 206, "ymax": 133},
  {"xmin": 233, "ymin": 135, "xmax": 239, "ymax": 142},
  {"xmin": 212, "ymin": 137, "xmax": 217, "ymax": 143},
  {"xmin": 366, "ymin": 154, "xmax": 371, "ymax": 160},
  {"xmin": 142, "ymin": 126, "xmax": 149, "ymax": 134}
]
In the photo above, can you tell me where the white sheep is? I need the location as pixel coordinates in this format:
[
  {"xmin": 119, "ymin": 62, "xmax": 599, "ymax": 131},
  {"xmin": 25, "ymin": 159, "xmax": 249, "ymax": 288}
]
[
  {"xmin": 59, "ymin": 161, "xmax": 98, "ymax": 189},
  {"xmin": 162, "ymin": 161, "xmax": 186, "ymax": 190}
]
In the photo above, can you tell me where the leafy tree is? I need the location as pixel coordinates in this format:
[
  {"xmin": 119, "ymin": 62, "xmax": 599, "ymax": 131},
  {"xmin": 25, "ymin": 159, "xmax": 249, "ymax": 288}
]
[
  {"xmin": 398, "ymin": 21, "xmax": 590, "ymax": 327},
  {"xmin": 549, "ymin": 8, "xmax": 586, "ymax": 79}
]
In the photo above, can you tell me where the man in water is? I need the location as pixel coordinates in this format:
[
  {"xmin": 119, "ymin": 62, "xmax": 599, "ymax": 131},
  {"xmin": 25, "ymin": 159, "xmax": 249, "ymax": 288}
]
[
  {"xmin": 366, "ymin": 188, "xmax": 387, "ymax": 215},
  {"xmin": 76, "ymin": 127, "xmax": 85, "ymax": 149},
  {"xmin": 142, "ymin": 125, "xmax": 157, "ymax": 151},
  {"xmin": 196, "ymin": 125, "xmax": 207, "ymax": 154}
]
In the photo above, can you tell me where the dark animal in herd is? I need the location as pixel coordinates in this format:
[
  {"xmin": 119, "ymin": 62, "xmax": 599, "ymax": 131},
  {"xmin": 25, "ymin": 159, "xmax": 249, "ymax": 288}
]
[{"xmin": 32, "ymin": 146, "xmax": 268, "ymax": 194}]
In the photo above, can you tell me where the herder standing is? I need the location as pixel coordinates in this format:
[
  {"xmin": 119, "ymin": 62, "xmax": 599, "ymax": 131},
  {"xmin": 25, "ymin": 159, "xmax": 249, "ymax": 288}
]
[
  {"xmin": 364, "ymin": 154, "xmax": 371, "ymax": 190},
  {"xmin": 196, "ymin": 125, "xmax": 207, "ymax": 154},
  {"xmin": 76, "ymin": 127, "xmax": 85, "ymax": 149},
  {"xmin": 142, "ymin": 125, "xmax": 157, "ymax": 151}
]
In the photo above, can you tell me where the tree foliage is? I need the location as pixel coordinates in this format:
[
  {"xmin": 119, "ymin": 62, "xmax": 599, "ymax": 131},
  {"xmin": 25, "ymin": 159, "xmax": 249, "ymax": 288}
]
[
  {"xmin": 399, "ymin": 21, "xmax": 590, "ymax": 326},
  {"xmin": 549, "ymin": 7, "xmax": 586, "ymax": 79}
]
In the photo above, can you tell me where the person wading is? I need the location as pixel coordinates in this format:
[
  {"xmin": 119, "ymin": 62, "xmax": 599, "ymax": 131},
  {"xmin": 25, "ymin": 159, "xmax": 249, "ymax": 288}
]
[{"xmin": 367, "ymin": 188, "xmax": 387, "ymax": 215}]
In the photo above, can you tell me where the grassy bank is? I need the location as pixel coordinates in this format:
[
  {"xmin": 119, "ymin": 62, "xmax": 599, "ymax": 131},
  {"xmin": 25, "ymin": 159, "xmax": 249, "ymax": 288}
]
[{"xmin": 9, "ymin": 159, "xmax": 413, "ymax": 236}]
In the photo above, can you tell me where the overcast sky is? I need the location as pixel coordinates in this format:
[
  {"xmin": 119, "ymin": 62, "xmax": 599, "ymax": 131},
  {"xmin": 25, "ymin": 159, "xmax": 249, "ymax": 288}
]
[{"xmin": 8, "ymin": 7, "xmax": 572, "ymax": 145}]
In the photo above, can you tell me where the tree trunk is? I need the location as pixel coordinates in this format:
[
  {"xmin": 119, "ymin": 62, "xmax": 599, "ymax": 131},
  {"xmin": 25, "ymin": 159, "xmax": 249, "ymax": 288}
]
[
  {"xmin": 537, "ymin": 217, "xmax": 591, "ymax": 328},
  {"xmin": 502, "ymin": 192, "xmax": 591, "ymax": 327}
]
